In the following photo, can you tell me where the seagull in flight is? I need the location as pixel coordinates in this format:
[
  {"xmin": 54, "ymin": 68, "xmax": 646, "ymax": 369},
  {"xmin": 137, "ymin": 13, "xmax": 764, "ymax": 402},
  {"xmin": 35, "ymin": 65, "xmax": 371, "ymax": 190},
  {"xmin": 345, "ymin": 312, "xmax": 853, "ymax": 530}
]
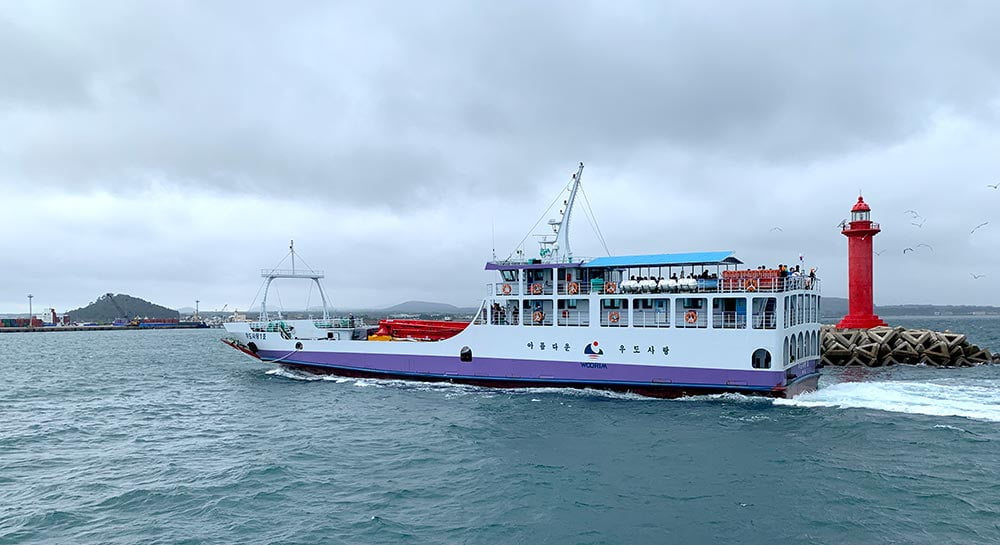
[
  {"xmin": 916, "ymin": 243, "xmax": 933, "ymax": 252},
  {"xmin": 911, "ymin": 218, "xmax": 925, "ymax": 228},
  {"xmin": 836, "ymin": 219, "xmax": 847, "ymax": 229},
  {"xmin": 971, "ymin": 273, "xmax": 986, "ymax": 279},
  {"xmin": 988, "ymin": 183, "xmax": 999, "ymax": 190},
  {"xmin": 769, "ymin": 226, "xmax": 783, "ymax": 232},
  {"xmin": 971, "ymin": 221, "xmax": 989, "ymax": 234},
  {"xmin": 902, "ymin": 247, "xmax": 914, "ymax": 254},
  {"xmin": 873, "ymin": 249, "xmax": 886, "ymax": 256},
  {"xmin": 904, "ymin": 209, "xmax": 921, "ymax": 218}
]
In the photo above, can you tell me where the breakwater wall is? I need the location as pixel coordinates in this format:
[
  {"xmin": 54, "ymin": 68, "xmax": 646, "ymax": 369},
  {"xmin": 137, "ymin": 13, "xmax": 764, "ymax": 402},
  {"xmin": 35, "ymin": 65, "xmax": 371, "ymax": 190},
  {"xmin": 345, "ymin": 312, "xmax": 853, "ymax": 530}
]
[
  {"xmin": 0, "ymin": 324, "xmax": 210, "ymax": 334},
  {"xmin": 821, "ymin": 325, "xmax": 998, "ymax": 367}
]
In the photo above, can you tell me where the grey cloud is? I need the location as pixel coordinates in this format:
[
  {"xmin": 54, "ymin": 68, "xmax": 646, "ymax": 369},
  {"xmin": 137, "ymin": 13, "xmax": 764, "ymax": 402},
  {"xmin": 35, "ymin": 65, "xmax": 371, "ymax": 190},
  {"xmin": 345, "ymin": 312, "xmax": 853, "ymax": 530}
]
[{"xmin": 2, "ymin": 2, "xmax": 999, "ymax": 210}]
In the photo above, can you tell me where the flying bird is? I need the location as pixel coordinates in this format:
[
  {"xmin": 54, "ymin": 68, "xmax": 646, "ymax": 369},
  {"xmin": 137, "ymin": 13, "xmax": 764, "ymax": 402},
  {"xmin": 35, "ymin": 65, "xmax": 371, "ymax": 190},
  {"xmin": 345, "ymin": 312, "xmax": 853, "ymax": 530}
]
[
  {"xmin": 769, "ymin": 227, "xmax": 783, "ymax": 232},
  {"xmin": 971, "ymin": 221, "xmax": 989, "ymax": 234},
  {"xmin": 873, "ymin": 249, "xmax": 886, "ymax": 256},
  {"xmin": 904, "ymin": 210, "xmax": 921, "ymax": 218},
  {"xmin": 836, "ymin": 219, "xmax": 847, "ymax": 229},
  {"xmin": 911, "ymin": 219, "xmax": 925, "ymax": 228},
  {"xmin": 988, "ymin": 183, "xmax": 999, "ymax": 189},
  {"xmin": 971, "ymin": 273, "xmax": 986, "ymax": 279},
  {"xmin": 916, "ymin": 243, "xmax": 933, "ymax": 252},
  {"xmin": 902, "ymin": 247, "xmax": 914, "ymax": 254}
]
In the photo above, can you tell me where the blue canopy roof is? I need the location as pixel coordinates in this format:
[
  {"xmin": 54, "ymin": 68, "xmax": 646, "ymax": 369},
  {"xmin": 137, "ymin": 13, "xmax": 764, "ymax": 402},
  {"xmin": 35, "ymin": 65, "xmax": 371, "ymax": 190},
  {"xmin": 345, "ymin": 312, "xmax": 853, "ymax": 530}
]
[{"xmin": 584, "ymin": 251, "xmax": 742, "ymax": 269}]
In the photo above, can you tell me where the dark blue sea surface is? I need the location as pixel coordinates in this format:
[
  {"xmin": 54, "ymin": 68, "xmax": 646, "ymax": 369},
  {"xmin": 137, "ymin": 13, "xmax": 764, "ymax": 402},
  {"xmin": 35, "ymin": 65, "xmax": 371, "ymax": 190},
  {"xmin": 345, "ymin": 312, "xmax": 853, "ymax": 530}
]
[{"xmin": 2, "ymin": 319, "xmax": 999, "ymax": 545}]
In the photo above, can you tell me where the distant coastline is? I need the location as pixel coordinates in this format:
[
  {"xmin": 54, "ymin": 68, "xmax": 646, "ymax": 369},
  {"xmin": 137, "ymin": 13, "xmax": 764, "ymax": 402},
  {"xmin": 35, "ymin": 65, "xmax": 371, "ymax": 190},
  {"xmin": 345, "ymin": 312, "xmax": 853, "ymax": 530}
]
[{"xmin": 820, "ymin": 297, "xmax": 1000, "ymax": 319}]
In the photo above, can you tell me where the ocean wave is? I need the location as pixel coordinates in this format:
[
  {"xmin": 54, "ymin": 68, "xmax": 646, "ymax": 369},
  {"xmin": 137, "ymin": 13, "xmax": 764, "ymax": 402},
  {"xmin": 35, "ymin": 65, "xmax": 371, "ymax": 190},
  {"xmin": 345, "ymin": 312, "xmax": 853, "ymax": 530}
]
[{"xmin": 775, "ymin": 380, "xmax": 1000, "ymax": 422}]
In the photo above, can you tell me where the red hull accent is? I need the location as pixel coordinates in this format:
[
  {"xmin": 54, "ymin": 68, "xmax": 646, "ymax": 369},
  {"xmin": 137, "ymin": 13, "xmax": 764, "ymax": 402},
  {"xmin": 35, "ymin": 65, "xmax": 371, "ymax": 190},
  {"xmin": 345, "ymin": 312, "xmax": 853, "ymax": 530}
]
[{"xmin": 374, "ymin": 319, "xmax": 470, "ymax": 341}]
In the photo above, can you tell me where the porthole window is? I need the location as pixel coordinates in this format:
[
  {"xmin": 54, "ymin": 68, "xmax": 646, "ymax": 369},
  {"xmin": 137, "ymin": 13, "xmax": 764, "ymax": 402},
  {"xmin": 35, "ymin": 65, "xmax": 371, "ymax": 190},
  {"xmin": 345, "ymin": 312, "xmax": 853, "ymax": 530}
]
[
  {"xmin": 752, "ymin": 348, "xmax": 772, "ymax": 369},
  {"xmin": 295, "ymin": 342, "xmax": 303, "ymax": 350}
]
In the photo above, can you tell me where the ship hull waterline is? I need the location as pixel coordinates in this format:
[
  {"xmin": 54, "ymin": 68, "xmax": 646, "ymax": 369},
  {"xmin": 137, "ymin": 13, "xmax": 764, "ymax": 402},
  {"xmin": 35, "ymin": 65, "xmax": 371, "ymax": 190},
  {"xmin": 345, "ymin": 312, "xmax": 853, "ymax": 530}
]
[{"xmin": 225, "ymin": 341, "xmax": 819, "ymax": 399}]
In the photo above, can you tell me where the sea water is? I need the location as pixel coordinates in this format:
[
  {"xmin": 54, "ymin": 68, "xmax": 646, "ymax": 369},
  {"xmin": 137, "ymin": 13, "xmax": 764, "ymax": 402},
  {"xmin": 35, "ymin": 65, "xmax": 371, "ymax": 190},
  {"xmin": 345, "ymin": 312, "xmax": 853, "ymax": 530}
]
[{"xmin": 2, "ymin": 318, "xmax": 999, "ymax": 545}]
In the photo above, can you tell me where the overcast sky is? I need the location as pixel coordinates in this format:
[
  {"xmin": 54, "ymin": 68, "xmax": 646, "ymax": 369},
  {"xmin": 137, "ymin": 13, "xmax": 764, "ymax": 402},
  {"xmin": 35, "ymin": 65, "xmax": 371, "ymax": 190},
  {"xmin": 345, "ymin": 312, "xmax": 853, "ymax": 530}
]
[{"xmin": 3, "ymin": 1, "xmax": 1000, "ymax": 315}]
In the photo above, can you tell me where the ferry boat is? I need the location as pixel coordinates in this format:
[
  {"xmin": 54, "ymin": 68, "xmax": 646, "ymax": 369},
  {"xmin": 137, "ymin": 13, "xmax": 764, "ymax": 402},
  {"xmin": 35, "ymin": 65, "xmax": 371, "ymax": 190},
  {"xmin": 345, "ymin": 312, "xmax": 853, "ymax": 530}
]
[{"xmin": 222, "ymin": 164, "xmax": 821, "ymax": 398}]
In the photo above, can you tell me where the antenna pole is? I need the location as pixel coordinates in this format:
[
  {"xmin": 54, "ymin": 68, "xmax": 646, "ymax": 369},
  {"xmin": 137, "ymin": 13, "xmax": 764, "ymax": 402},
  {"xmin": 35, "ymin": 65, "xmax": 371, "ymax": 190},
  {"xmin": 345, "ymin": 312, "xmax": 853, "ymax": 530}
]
[
  {"xmin": 554, "ymin": 162, "xmax": 584, "ymax": 262},
  {"xmin": 290, "ymin": 240, "xmax": 295, "ymax": 274}
]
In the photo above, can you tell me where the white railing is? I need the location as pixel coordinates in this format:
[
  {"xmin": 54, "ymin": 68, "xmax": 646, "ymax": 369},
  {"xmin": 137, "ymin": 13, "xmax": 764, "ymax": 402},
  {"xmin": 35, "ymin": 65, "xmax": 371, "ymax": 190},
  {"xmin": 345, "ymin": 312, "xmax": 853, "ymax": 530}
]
[
  {"xmin": 712, "ymin": 312, "xmax": 747, "ymax": 329},
  {"xmin": 557, "ymin": 310, "xmax": 590, "ymax": 327},
  {"xmin": 630, "ymin": 311, "xmax": 670, "ymax": 328},
  {"xmin": 752, "ymin": 312, "xmax": 777, "ymax": 329}
]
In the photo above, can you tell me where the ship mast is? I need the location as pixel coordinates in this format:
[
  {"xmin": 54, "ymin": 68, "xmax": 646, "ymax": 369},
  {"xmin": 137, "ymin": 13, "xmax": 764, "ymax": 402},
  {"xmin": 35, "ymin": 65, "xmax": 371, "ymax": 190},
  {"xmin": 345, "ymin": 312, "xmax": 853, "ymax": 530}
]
[
  {"xmin": 541, "ymin": 162, "xmax": 584, "ymax": 263},
  {"xmin": 259, "ymin": 240, "xmax": 330, "ymax": 321}
]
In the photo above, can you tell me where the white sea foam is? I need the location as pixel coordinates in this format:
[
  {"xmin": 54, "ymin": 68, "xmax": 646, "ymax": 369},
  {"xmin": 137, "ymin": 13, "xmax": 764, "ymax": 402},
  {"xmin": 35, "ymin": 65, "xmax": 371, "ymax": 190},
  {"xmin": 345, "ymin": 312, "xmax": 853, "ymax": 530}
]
[
  {"xmin": 775, "ymin": 380, "xmax": 1000, "ymax": 422},
  {"xmin": 265, "ymin": 368, "xmax": 351, "ymax": 382}
]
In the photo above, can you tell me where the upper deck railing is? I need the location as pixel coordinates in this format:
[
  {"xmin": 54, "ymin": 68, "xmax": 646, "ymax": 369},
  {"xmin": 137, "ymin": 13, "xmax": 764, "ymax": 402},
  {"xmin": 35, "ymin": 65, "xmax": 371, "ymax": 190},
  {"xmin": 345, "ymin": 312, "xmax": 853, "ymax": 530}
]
[{"xmin": 490, "ymin": 276, "xmax": 819, "ymax": 297}]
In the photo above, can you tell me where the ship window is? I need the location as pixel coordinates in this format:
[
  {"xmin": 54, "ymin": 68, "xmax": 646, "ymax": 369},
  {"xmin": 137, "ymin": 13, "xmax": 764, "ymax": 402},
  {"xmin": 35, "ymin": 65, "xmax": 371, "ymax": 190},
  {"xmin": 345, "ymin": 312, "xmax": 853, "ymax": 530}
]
[
  {"xmin": 601, "ymin": 299, "xmax": 628, "ymax": 310},
  {"xmin": 752, "ymin": 297, "xmax": 777, "ymax": 329},
  {"xmin": 752, "ymin": 348, "xmax": 772, "ymax": 369},
  {"xmin": 712, "ymin": 297, "xmax": 746, "ymax": 329},
  {"xmin": 558, "ymin": 299, "xmax": 579, "ymax": 309},
  {"xmin": 501, "ymin": 270, "xmax": 518, "ymax": 282},
  {"xmin": 676, "ymin": 298, "xmax": 707, "ymax": 328},
  {"xmin": 632, "ymin": 298, "xmax": 669, "ymax": 328}
]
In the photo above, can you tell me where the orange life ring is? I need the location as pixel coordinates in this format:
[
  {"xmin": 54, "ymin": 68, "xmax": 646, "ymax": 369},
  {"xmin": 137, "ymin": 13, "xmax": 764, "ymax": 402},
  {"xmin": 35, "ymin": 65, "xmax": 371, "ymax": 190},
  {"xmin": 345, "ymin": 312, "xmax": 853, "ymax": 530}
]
[
  {"xmin": 567, "ymin": 282, "xmax": 580, "ymax": 295},
  {"xmin": 684, "ymin": 310, "xmax": 698, "ymax": 324},
  {"xmin": 608, "ymin": 311, "xmax": 621, "ymax": 323},
  {"xmin": 531, "ymin": 283, "xmax": 543, "ymax": 295},
  {"xmin": 605, "ymin": 282, "xmax": 618, "ymax": 294},
  {"xmin": 532, "ymin": 311, "xmax": 544, "ymax": 323},
  {"xmin": 745, "ymin": 278, "xmax": 758, "ymax": 292},
  {"xmin": 501, "ymin": 283, "xmax": 512, "ymax": 295}
]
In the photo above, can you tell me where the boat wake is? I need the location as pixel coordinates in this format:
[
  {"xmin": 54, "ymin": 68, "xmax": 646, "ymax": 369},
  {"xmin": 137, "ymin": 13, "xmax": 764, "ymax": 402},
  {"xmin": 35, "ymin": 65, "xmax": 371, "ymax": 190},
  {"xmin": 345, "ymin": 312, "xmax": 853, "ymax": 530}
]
[{"xmin": 775, "ymin": 379, "xmax": 1000, "ymax": 422}]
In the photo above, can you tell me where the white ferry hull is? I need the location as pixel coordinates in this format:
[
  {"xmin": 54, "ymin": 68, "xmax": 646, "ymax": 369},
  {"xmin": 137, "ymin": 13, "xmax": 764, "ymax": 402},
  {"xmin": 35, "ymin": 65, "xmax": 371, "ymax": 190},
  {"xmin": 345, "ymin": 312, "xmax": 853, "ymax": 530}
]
[{"xmin": 223, "ymin": 322, "xmax": 819, "ymax": 398}]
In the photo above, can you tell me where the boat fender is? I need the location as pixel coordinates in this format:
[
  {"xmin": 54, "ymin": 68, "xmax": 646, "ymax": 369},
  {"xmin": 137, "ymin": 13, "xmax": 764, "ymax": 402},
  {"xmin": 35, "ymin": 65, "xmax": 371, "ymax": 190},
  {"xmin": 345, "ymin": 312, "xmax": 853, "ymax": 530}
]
[
  {"xmin": 685, "ymin": 310, "xmax": 698, "ymax": 324},
  {"xmin": 532, "ymin": 311, "xmax": 545, "ymax": 323},
  {"xmin": 247, "ymin": 342, "xmax": 258, "ymax": 354},
  {"xmin": 567, "ymin": 282, "xmax": 580, "ymax": 295},
  {"xmin": 608, "ymin": 311, "xmax": 620, "ymax": 323}
]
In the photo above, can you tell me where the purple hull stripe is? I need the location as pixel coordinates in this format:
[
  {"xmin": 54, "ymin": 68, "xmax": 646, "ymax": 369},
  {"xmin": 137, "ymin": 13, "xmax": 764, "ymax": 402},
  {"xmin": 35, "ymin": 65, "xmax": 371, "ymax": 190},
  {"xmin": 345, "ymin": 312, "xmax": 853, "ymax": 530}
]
[{"xmin": 258, "ymin": 349, "xmax": 819, "ymax": 391}]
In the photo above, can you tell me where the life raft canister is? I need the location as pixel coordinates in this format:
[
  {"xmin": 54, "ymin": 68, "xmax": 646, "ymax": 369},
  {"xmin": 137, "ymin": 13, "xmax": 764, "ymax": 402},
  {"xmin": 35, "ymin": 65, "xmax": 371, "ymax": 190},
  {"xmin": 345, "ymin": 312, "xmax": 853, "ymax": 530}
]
[
  {"xmin": 502, "ymin": 283, "xmax": 512, "ymax": 295},
  {"xmin": 531, "ymin": 283, "xmax": 543, "ymax": 295},
  {"xmin": 685, "ymin": 310, "xmax": 698, "ymax": 324},
  {"xmin": 605, "ymin": 282, "xmax": 618, "ymax": 294},
  {"xmin": 567, "ymin": 282, "xmax": 580, "ymax": 295},
  {"xmin": 532, "ymin": 311, "xmax": 545, "ymax": 323},
  {"xmin": 608, "ymin": 311, "xmax": 621, "ymax": 323}
]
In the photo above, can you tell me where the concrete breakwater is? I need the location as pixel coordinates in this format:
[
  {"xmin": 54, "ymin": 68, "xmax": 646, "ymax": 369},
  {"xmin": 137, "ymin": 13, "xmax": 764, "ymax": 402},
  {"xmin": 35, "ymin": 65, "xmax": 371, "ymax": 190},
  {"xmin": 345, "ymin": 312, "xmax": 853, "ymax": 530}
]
[{"xmin": 821, "ymin": 325, "xmax": 998, "ymax": 367}]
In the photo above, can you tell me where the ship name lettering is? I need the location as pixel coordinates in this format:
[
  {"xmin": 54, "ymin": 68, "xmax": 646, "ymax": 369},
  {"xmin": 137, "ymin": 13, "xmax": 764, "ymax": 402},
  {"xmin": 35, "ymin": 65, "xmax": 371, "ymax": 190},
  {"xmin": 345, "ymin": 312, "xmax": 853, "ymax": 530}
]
[{"xmin": 245, "ymin": 332, "xmax": 267, "ymax": 340}]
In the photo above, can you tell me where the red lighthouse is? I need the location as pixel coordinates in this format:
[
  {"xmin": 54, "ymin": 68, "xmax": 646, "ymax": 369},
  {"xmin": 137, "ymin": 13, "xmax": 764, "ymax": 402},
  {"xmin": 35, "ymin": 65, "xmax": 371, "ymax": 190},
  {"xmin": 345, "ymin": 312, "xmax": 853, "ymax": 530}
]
[{"xmin": 836, "ymin": 196, "xmax": 887, "ymax": 329}]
